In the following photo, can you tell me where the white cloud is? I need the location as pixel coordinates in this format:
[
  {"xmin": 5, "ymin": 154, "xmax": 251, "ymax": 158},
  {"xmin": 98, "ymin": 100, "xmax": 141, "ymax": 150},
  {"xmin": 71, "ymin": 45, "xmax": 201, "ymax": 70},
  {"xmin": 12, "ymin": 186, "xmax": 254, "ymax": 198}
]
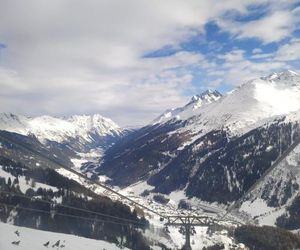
[
  {"xmin": 252, "ymin": 48, "xmax": 263, "ymax": 54},
  {"xmin": 218, "ymin": 50, "xmax": 245, "ymax": 62},
  {"xmin": 207, "ymin": 49, "xmax": 289, "ymax": 86},
  {"xmin": 238, "ymin": 11, "xmax": 294, "ymax": 43},
  {"xmin": 0, "ymin": 49, "xmax": 203, "ymax": 125},
  {"xmin": 276, "ymin": 39, "xmax": 300, "ymax": 61},
  {"xmin": 218, "ymin": 7, "xmax": 298, "ymax": 43},
  {"xmin": 250, "ymin": 53, "xmax": 273, "ymax": 59},
  {"xmin": 0, "ymin": 0, "xmax": 250, "ymax": 125}
]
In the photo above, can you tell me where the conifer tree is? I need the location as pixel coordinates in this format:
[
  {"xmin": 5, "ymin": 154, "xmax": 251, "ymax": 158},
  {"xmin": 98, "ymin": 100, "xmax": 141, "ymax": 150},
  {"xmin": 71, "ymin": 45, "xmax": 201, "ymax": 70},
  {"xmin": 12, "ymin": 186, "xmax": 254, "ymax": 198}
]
[{"xmin": 7, "ymin": 177, "xmax": 12, "ymax": 187}]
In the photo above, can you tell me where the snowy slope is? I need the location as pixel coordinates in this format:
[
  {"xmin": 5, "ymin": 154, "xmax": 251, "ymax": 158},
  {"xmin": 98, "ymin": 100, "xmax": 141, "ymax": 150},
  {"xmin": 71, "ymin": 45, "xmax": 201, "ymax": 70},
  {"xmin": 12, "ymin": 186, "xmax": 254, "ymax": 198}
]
[
  {"xmin": 174, "ymin": 70, "xmax": 300, "ymax": 138},
  {"xmin": 239, "ymin": 112, "xmax": 300, "ymax": 226},
  {"xmin": 0, "ymin": 113, "xmax": 122, "ymax": 144},
  {"xmin": 0, "ymin": 166, "xmax": 59, "ymax": 194},
  {"xmin": 0, "ymin": 222, "xmax": 128, "ymax": 250}
]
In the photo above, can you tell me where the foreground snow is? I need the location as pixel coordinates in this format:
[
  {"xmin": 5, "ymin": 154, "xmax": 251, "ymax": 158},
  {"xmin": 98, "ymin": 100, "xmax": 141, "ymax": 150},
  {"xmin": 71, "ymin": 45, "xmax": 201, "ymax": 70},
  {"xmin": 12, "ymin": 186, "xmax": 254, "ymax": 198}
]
[{"xmin": 0, "ymin": 222, "xmax": 128, "ymax": 250}]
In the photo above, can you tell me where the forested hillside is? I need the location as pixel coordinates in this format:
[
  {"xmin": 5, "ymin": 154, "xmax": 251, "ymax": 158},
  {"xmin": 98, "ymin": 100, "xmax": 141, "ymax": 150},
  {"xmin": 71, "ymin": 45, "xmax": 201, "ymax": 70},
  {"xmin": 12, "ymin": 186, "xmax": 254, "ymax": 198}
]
[{"xmin": 0, "ymin": 156, "xmax": 150, "ymax": 250}]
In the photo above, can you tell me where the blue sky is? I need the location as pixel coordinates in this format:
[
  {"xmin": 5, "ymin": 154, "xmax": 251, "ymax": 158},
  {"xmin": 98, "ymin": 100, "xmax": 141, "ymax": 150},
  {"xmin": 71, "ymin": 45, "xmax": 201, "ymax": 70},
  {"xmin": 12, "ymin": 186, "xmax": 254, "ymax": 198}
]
[
  {"xmin": 0, "ymin": 0, "xmax": 300, "ymax": 125},
  {"xmin": 144, "ymin": 4, "xmax": 300, "ymax": 94}
]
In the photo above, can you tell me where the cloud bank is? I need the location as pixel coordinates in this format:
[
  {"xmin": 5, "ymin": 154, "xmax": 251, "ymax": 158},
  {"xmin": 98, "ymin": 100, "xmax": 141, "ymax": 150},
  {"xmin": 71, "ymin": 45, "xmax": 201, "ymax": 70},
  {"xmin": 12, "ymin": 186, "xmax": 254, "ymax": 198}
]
[{"xmin": 0, "ymin": 0, "xmax": 299, "ymax": 125}]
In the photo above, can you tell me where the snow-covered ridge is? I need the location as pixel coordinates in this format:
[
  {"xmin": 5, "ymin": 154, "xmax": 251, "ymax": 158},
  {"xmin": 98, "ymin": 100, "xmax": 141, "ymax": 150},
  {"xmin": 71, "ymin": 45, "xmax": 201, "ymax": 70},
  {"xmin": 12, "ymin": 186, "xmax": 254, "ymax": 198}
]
[
  {"xmin": 152, "ymin": 89, "xmax": 222, "ymax": 124},
  {"xmin": 154, "ymin": 70, "xmax": 300, "ymax": 137},
  {"xmin": 189, "ymin": 90, "xmax": 222, "ymax": 105},
  {"xmin": 0, "ymin": 113, "xmax": 122, "ymax": 143},
  {"xmin": 261, "ymin": 69, "xmax": 299, "ymax": 83}
]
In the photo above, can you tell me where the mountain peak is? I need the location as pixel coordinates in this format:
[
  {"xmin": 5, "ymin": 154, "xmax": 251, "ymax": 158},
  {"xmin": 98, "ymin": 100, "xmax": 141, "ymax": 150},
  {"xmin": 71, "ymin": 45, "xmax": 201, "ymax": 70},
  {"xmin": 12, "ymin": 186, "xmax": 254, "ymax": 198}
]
[
  {"xmin": 190, "ymin": 90, "xmax": 222, "ymax": 103},
  {"xmin": 285, "ymin": 69, "xmax": 298, "ymax": 75},
  {"xmin": 0, "ymin": 113, "xmax": 122, "ymax": 144},
  {"xmin": 262, "ymin": 70, "xmax": 299, "ymax": 82},
  {"xmin": 152, "ymin": 90, "xmax": 222, "ymax": 125}
]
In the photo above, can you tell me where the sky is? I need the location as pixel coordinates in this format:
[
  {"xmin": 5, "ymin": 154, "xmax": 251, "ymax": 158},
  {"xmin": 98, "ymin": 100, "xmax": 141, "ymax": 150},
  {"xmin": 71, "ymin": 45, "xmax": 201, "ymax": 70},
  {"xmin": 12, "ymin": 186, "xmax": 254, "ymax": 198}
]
[{"xmin": 0, "ymin": 0, "xmax": 300, "ymax": 126}]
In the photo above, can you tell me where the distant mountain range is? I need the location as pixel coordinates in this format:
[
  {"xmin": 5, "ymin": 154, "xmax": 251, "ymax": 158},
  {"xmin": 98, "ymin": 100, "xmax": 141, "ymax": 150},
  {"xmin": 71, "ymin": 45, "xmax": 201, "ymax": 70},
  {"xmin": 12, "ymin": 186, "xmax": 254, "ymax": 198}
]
[
  {"xmin": 1, "ymin": 70, "xmax": 300, "ymax": 231},
  {"xmin": 0, "ymin": 113, "xmax": 123, "ymax": 170},
  {"xmin": 0, "ymin": 113, "xmax": 123, "ymax": 152}
]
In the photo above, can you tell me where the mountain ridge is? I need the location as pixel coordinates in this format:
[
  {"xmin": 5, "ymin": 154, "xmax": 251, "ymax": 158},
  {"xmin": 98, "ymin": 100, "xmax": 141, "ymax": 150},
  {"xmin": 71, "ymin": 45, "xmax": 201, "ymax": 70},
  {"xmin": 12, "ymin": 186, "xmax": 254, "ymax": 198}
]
[
  {"xmin": 96, "ymin": 70, "xmax": 300, "ymax": 207},
  {"xmin": 152, "ymin": 89, "xmax": 222, "ymax": 125},
  {"xmin": 0, "ymin": 113, "xmax": 123, "ymax": 153}
]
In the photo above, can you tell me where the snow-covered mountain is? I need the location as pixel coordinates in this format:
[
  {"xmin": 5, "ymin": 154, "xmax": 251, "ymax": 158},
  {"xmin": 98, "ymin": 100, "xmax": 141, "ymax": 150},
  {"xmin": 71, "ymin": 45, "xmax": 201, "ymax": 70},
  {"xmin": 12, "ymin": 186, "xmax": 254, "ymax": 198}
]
[
  {"xmin": 1, "ymin": 70, "xmax": 300, "ymax": 248},
  {"xmin": 154, "ymin": 70, "xmax": 300, "ymax": 137},
  {"xmin": 152, "ymin": 89, "xmax": 222, "ymax": 124},
  {"xmin": 0, "ymin": 113, "xmax": 123, "ymax": 152},
  {"xmin": 239, "ymin": 111, "xmax": 300, "ymax": 228},
  {"xmin": 97, "ymin": 70, "xmax": 300, "ymax": 209}
]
